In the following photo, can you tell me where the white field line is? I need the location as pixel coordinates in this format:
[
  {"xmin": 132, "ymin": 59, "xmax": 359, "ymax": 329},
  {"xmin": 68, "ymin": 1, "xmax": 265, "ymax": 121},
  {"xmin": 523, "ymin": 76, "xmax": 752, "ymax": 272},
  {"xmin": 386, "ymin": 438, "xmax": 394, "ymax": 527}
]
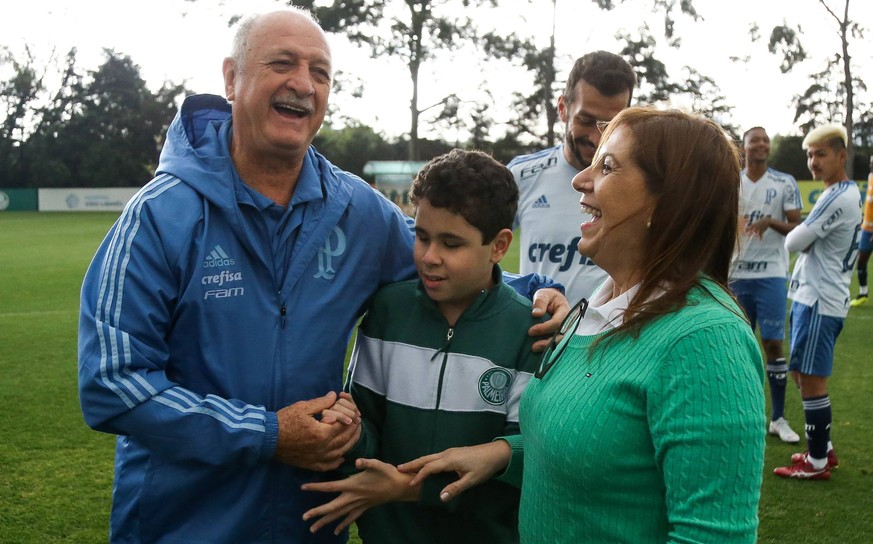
[{"xmin": 0, "ymin": 309, "xmax": 73, "ymax": 318}]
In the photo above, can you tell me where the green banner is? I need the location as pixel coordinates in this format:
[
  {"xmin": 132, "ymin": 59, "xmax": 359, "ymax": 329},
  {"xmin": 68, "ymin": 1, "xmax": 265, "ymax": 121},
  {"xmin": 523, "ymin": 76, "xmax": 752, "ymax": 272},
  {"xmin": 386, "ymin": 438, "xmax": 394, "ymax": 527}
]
[{"xmin": 0, "ymin": 188, "xmax": 38, "ymax": 211}]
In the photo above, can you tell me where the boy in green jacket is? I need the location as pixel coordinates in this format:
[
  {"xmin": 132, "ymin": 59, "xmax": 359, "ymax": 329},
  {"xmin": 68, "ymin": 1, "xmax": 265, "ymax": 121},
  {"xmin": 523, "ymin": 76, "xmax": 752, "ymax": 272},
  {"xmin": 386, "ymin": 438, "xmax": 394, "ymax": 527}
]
[{"xmin": 302, "ymin": 149, "xmax": 545, "ymax": 543}]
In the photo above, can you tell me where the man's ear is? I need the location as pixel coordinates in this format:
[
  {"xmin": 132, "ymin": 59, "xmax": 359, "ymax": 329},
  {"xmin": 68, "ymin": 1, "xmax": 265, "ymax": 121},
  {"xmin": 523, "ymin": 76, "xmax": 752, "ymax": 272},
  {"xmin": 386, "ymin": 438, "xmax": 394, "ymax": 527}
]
[
  {"xmin": 222, "ymin": 58, "xmax": 237, "ymax": 101},
  {"xmin": 489, "ymin": 229, "xmax": 513, "ymax": 263},
  {"xmin": 557, "ymin": 94, "xmax": 568, "ymax": 124}
]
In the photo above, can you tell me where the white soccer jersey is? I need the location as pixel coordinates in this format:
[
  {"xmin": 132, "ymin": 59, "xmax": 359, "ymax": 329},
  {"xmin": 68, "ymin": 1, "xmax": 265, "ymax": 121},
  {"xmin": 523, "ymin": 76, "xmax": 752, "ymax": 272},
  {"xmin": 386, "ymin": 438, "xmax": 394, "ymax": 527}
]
[
  {"xmin": 509, "ymin": 145, "xmax": 608, "ymax": 303},
  {"xmin": 788, "ymin": 180, "xmax": 863, "ymax": 317},
  {"xmin": 732, "ymin": 168, "xmax": 803, "ymax": 280}
]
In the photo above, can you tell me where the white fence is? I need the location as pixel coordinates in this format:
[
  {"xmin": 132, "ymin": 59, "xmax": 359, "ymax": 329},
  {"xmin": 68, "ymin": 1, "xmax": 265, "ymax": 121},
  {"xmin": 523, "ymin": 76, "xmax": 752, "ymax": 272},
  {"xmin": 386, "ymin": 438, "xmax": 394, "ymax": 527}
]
[{"xmin": 37, "ymin": 188, "xmax": 139, "ymax": 212}]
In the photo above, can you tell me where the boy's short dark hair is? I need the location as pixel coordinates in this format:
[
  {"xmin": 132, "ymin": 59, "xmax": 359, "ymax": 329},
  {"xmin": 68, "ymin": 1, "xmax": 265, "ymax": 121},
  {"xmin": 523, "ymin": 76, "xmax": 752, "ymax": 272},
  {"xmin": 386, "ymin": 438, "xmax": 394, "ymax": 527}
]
[{"xmin": 409, "ymin": 149, "xmax": 518, "ymax": 243}]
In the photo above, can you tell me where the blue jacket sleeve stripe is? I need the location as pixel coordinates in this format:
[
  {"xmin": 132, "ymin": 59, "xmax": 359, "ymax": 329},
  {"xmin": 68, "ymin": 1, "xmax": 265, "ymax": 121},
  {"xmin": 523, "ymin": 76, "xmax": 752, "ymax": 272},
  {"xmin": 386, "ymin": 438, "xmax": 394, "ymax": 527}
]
[
  {"xmin": 163, "ymin": 388, "xmax": 267, "ymax": 428},
  {"xmin": 90, "ymin": 174, "xmax": 269, "ymax": 432},
  {"xmin": 94, "ymin": 325, "xmax": 137, "ymax": 408},
  {"xmin": 156, "ymin": 390, "xmax": 266, "ymax": 431},
  {"xmin": 96, "ymin": 177, "xmax": 180, "ymax": 406}
]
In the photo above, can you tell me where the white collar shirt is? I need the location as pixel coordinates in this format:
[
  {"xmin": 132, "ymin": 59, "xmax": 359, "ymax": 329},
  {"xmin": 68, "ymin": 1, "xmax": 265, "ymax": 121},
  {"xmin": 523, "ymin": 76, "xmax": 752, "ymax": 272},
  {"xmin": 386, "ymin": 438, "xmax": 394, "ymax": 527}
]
[{"xmin": 575, "ymin": 278, "xmax": 641, "ymax": 335}]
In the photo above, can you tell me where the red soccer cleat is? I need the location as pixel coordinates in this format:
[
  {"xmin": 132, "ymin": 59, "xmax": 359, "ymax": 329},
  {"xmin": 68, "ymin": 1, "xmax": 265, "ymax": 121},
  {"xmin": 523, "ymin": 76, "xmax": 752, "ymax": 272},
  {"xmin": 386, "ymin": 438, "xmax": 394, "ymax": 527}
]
[
  {"xmin": 774, "ymin": 454, "xmax": 831, "ymax": 480},
  {"xmin": 790, "ymin": 449, "xmax": 838, "ymax": 470}
]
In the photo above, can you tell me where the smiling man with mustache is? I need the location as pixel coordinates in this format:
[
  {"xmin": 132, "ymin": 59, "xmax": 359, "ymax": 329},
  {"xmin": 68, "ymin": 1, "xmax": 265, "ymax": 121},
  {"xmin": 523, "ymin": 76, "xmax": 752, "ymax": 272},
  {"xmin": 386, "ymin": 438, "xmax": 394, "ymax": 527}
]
[{"xmin": 509, "ymin": 51, "xmax": 637, "ymax": 303}]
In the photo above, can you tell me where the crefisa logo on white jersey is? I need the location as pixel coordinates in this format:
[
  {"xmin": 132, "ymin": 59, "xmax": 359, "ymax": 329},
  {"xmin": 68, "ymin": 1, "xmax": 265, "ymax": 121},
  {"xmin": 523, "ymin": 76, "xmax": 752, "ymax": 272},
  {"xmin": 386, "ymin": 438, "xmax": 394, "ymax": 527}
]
[{"xmin": 202, "ymin": 244, "xmax": 244, "ymax": 300}]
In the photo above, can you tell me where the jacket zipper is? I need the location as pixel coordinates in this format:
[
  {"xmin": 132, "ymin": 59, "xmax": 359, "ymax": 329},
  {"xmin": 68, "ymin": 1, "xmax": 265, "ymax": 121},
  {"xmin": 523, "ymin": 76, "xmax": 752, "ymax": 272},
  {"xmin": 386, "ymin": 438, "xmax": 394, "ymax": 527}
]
[{"xmin": 433, "ymin": 327, "xmax": 454, "ymax": 409}]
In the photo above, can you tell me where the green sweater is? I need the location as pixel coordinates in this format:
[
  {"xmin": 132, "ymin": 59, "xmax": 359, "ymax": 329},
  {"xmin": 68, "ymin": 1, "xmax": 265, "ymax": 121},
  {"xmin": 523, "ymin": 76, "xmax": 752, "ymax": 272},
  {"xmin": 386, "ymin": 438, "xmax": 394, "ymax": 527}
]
[
  {"xmin": 347, "ymin": 266, "xmax": 544, "ymax": 544},
  {"xmin": 501, "ymin": 280, "xmax": 765, "ymax": 543}
]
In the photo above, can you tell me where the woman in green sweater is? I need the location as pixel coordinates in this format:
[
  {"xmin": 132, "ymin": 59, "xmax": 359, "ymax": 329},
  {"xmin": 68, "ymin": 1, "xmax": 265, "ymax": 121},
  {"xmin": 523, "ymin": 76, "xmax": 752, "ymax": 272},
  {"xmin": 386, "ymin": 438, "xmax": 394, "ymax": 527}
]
[{"xmin": 401, "ymin": 107, "xmax": 767, "ymax": 543}]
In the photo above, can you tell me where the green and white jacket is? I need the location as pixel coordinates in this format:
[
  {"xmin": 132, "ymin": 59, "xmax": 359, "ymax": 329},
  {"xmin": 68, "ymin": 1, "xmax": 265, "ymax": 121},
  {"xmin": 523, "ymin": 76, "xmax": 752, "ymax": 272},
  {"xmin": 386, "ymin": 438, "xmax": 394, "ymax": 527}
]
[{"xmin": 345, "ymin": 265, "xmax": 544, "ymax": 544}]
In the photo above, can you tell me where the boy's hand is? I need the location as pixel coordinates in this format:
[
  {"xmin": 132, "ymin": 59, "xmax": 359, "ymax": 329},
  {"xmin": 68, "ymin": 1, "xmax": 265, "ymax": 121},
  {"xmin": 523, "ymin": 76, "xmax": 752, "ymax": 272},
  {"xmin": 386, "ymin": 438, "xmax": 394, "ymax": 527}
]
[
  {"xmin": 529, "ymin": 287, "xmax": 569, "ymax": 352},
  {"xmin": 320, "ymin": 392, "xmax": 361, "ymax": 425},
  {"xmin": 301, "ymin": 458, "xmax": 421, "ymax": 534}
]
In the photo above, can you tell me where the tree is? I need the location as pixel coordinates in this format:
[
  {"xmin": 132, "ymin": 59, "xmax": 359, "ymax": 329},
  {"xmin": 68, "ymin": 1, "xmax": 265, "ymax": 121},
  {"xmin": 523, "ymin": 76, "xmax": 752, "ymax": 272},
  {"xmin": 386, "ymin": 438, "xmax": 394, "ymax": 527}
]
[
  {"xmin": 765, "ymin": 0, "xmax": 866, "ymax": 177},
  {"xmin": 296, "ymin": 0, "xmax": 514, "ymax": 161},
  {"xmin": 769, "ymin": 134, "xmax": 809, "ymax": 180},
  {"xmin": 0, "ymin": 46, "xmax": 48, "ymax": 186},
  {"xmin": 1, "ymin": 48, "xmax": 186, "ymax": 188},
  {"xmin": 484, "ymin": 1, "xmax": 738, "ymax": 147},
  {"xmin": 481, "ymin": 25, "xmax": 558, "ymax": 147},
  {"xmin": 678, "ymin": 67, "xmax": 739, "ymax": 138},
  {"xmin": 14, "ymin": 50, "xmax": 185, "ymax": 188},
  {"xmin": 476, "ymin": 0, "xmax": 560, "ymax": 148},
  {"xmin": 314, "ymin": 122, "xmax": 398, "ymax": 177},
  {"xmin": 0, "ymin": 46, "xmax": 91, "ymax": 188},
  {"xmin": 614, "ymin": 12, "xmax": 738, "ymax": 137}
]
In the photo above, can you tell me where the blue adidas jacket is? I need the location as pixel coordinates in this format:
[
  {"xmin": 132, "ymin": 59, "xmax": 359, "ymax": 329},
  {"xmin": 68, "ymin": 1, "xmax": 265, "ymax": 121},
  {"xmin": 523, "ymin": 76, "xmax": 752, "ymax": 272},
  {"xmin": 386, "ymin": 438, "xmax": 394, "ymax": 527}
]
[{"xmin": 78, "ymin": 94, "xmax": 558, "ymax": 543}]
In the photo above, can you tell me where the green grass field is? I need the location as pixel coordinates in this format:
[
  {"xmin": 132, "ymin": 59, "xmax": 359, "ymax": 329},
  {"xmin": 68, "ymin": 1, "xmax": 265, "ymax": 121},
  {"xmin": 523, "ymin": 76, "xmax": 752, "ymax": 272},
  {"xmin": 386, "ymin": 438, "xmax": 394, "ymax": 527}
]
[{"xmin": 1, "ymin": 211, "xmax": 872, "ymax": 543}]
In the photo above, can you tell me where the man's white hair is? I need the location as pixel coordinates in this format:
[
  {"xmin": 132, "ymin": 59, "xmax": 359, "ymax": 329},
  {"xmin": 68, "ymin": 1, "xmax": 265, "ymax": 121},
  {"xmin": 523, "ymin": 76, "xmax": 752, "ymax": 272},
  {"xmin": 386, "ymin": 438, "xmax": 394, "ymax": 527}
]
[
  {"xmin": 802, "ymin": 123, "xmax": 848, "ymax": 150},
  {"xmin": 229, "ymin": 7, "xmax": 320, "ymax": 66}
]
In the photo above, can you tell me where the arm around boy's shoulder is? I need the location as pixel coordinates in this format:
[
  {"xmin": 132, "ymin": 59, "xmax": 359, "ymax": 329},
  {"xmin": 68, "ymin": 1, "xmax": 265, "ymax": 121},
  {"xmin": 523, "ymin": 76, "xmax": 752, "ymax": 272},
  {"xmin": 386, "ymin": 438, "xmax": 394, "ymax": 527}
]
[
  {"xmin": 340, "ymin": 173, "xmax": 417, "ymax": 286},
  {"xmin": 499, "ymin": 282, "xmax": 551, "ymax": 370}
]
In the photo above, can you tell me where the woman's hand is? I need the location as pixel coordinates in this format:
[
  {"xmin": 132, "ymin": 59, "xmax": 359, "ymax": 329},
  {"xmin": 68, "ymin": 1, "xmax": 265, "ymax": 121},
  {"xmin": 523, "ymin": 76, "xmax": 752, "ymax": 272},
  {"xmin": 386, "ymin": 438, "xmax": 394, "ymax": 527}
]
[
  {"xmin": 301, "ymin": 458, "xmax": 420, "ymax": 534},
  {"xmin": 397, "ymin": 441, "xmax": 512, "ymax": 502}
]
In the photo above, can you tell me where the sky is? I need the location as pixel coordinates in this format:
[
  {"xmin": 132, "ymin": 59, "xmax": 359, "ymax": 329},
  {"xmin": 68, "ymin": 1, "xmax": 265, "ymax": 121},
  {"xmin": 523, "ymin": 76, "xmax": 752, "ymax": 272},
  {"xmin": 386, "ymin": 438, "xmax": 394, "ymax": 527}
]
[{"xmin": 1, "ymin": 0, "xmax": 871, "ymax": 141}]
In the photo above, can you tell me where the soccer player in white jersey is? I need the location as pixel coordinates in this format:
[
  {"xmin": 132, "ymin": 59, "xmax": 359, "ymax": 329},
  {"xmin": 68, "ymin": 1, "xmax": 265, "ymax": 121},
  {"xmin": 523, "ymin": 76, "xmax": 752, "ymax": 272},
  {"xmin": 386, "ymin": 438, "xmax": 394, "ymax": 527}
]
[
  {"xmin": 730, "ymin": 127, "xmax": 803, "ymax": 444},
  {"xmin": 774, "ymin": 123, "xmax": 862, "ymax": 480},
  {"xmin": 509, "ymin": 51, "xmax": 636, "ymax": 303}
]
